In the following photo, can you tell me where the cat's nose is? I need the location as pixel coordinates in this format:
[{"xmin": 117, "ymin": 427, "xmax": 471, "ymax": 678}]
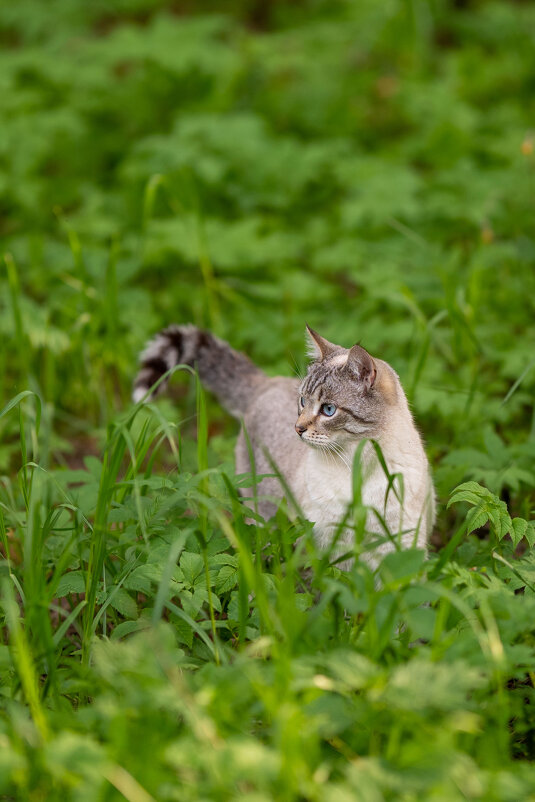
[{"xmin": 295, "ymin": 423, "xmax": 307, "ymax": 436}]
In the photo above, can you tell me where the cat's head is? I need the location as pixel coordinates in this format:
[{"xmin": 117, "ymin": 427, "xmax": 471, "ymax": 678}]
[{"xmin": 295, "ymin": 326, "xmax": 398, "ymax": 450}]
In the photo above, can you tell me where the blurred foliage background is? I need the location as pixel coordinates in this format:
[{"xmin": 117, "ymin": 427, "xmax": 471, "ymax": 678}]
[
  {"xmin": 1, "ymin": 0, "xmax": 534, "ymax": 514},
  {"xmin": 1, "ymin": 1, "xmax": 535, "ymax": 799}
]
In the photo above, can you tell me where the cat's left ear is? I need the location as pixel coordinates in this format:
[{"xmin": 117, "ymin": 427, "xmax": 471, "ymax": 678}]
[
  {"xmin": 305, "ymin": 325, "xmax": 338, "ymax": 360},
  {"xmin": 347, "ymin": 344, "xmax": 377, "ymax": 390}
]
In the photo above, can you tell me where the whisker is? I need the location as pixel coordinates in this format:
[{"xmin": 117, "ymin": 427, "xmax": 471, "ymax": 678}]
[
  {"xmin": 319, "ymin": 443, "xmax": 335, "ymax": 468},
  {"xmin": 325, "ymin": 441, "xmax": 351, "ymax": 470},
  {"xmin": 333, "ymin": 445, "xmax": 351, "ymax": 471}
]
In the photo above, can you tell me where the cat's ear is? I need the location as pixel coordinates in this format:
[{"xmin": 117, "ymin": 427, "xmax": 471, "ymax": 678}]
[
  {"xmin": 347, "ymin": 344, "xmax": 377, "ymax": 389},
  {"xmin": 305, "ymin": 325, "xmax": 338, "ymax": 360}
]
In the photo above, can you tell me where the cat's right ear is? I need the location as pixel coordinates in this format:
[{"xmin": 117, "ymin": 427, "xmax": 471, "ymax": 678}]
[
  {"xmin": 305, "ymin": 325, "xmax": 337, "ymax": 361},
  {"xmin": 347, "ymin": 344, "xmax": 377, "ymax": 390}
]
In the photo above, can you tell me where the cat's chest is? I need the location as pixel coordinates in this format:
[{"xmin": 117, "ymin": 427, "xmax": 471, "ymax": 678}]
[
  {"xmin": 298, "ymin": 452, "xmax": 353, "ymax": 535},
  {"xmin": 295, "ymin": 447, "xmax": 391, "ymax": 546}
]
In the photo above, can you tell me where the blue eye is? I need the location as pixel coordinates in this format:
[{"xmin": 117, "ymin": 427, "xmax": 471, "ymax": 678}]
[
  {"xmin": 299, "ymin": 396, "xmax": 305, "ymax": 408},
  {"xmin": 321, "ymin": 403, "xmax": 337, "ymax": 417}
]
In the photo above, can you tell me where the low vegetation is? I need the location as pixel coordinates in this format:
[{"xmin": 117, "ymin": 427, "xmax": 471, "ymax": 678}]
[{"xmin": 1, "ymin": 1, "xmax": 534, "ymax": 799}]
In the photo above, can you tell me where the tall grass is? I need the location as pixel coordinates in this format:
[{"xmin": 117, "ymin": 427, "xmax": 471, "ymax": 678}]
[{"xmin": 2, "ymin": 362, "xmax": 534, "ymax": 797}]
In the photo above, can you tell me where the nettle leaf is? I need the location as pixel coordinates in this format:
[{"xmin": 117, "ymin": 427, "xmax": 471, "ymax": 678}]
[
  {"xmin": 180, "ymin": 587, "xmax": 220, "ymax": 617},
  {"xmin": 203, "ymin": 588, "xmax": 221, "ymax": 613},
  {"xmin": 494, "ymin": 507, "xmax": 513, "ymax": 541},
  {"xmin": 465, "ymin": 506, "xmax": 490, "ymax": 532},
  {"xmin": 179, "ymin": 552, "xmax": 205, "ymax": 587},
  {"xmin": 511, "ymin": 518, "xmax": 535, "ymax": 548},
  {"xmin": 110, "ymin": 620, "xmax": 148, "ymax": 641},
  {"xmin": 525, "ymin": 524, "xmax": 535, "ymax": 549},
  {"xmin": 510, "ymin": 518, "xmax": 527, "ymax": 548},
  {"xmin": 55, "ymin": 571, "xmax": 85, "ymax": 598},
  {"xmin": 123, "ymin": 565, "xmax": 155, "ymax": 594},
  {"xmin": 124, "ymin": 563, "xmax": 184, "ymax": 595},
  {"xmin": 447, "ymin": 481, "xmax": 494, "ymax": 509},
  {"xmin": 108, "ymin": 505, "xmax": 136, "ymax": 524},
  {"xmin": 227, "ymin": 590, "xmax": 246, "ymax": 623},
  {"xmin": 108, "ymin": 587, "xmax": 138, "ymax": 620},
  {"xmin": 449, "ymin": 482, "xmax": 535, "ymax": 548},
  {"xmin": 210, "ymin": 554, "xmax": 239, "ymax": 568},
  {"xmin": 449, "ymin": 482, "xmax": 507, "ymax": 537},
  {"xmin": 215, "ymin": 565, "xmax": 238, "ymax": 593}
]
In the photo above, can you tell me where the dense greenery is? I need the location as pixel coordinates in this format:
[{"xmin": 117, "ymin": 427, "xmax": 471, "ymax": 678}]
[{"xmin": 1, "ymin": 0, "xmax": 535, "ymax": 798}]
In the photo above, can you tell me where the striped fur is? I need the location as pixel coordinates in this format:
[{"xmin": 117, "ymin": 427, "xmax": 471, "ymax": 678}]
[{"xmin": 133, "ymin": 324, "xmax": 265, "ymax": 417}]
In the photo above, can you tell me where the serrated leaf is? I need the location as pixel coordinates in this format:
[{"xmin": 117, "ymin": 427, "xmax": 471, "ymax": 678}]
[
  {"xmin": 179, "ymin": 586, "xmax": 220, "ymax": 617},
  {"xmin": 448, "ymin": 481, "xmax": 492, "ymax": 509},
  {"xmin": 493, "ymin": 507, "xmax": 512, "ymax": 541},
  {"xmin": 511, "ymin": 518, "xmax": 528, "ymax": 547},
  {"xmin": 466, "ymin": 506, "xmax": 489, "ymax": 533},
  {"xmin": 108, "ymin": 587, "xmax": 138, "ymax": 620},
  {"xmin": 179, "ymin": 552, "xmax": 205, "ymax": 587},
  {"xmin": 55, "ymin": 571, "xmax": 85, "ymax": 598},
  {"xmin": 210, "ymin": 554, "xmax": 239, "ymax": 568},
  {"xmin": 110, "ymin": 620, "xmax": 147, "ymax": 641},
  {"xmin": 215, "ymin": 565, "xmax": 238, "ymax": 593},
  {"xmin": 123, "ymin": 565, "xmax": 154, "ymax": 594},
  {"xmin": 525, "ymin": 523, "xmax": 535, "ymax": 548}
]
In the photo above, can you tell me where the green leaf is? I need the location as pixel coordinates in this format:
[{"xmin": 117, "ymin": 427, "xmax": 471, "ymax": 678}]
[
  {"xmin": 110, "ymin": 620, "xmax": 148, "ymax": 641},
  {"xmin": 466, "ymin": 506, "xmax": 489, "ymax": 533},
  {"xmin": 123, "ymin": 565, "xmax": 154, "ymax": 594},
  {"xmin": 379, "ymin": 549, "xmax": 426, "ymax": 583},
  {"xmin": 525, "ymin": 523, "xmax": 535, "ymax": 548},
  {"xmin": 511, "ymin": 517, "xmax": 533, "ymax": 548},
  {"xmin": 215, "ymin": 565, "xmax": 238, "ymax": 593},
  {"xmin": 448, "ymin": 481, "xmax": 493, "ymax": 509},
  {"xmin": 108, "ymin": 587, "xmax": 138, "ymax": 620},
  {"xmin": 405, "ymin": 605, "xmax": 436, "ymax": 641},
  {"xmin": 55, "ymin": 571, "xmax": 85, "ymax": 598},
  {"xmin": 179, "ymin": 552, "xmax": 204, "ymax": 587}
]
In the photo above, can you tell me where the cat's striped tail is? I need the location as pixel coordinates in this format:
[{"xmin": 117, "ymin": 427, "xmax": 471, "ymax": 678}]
[{"xmin": 132, "ymin": 324, "xmax": 266, "ymax": 417}]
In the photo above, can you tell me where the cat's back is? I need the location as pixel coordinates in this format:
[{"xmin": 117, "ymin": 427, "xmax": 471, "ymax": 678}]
[
  {"xmin": 235, "ymin": 376, "xmax": 308, "ymax": 515},
  {"xmin": 241, "ymin": 375, "xmax": 302, "ymax": 453}
]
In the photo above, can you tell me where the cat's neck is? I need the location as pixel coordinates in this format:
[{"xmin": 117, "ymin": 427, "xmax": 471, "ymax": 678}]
[{"xmin": 376, "ymin": 404, "xmax": 426, "ymax": 473}]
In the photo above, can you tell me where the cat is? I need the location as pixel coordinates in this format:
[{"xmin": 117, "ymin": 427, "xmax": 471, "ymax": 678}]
[{"xmin": 133, "ymin": 324, "xmax": 435, "ymax": 569}]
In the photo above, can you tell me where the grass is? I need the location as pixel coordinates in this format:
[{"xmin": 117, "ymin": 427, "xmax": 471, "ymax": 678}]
[{"xmin": 1, "ymin": 0, "xmax": 535, "ymax": 799}]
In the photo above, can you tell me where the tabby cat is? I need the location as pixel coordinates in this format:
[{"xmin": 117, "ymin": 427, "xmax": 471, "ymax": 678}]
[{"xmin": 133, "ymin": 325, "xmax": 435, "ymax": 568}]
